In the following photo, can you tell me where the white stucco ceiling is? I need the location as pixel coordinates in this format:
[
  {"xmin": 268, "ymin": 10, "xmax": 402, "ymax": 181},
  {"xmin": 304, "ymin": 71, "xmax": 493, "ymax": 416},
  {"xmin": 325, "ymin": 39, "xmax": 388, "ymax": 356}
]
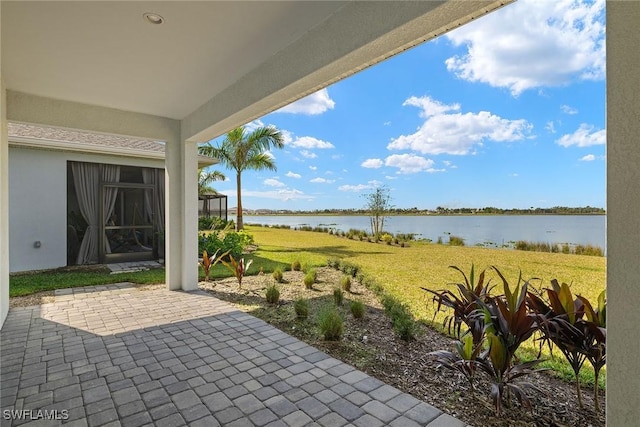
[{"xmin": 2, "ymin": 1, "xmax": 511, "ymax": 140}]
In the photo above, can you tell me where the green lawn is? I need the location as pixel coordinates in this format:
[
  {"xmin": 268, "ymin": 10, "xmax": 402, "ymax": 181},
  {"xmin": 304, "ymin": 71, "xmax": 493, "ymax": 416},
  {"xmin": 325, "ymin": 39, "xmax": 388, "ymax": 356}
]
[
  {"xmin": 246, "ymin": 226, "xmax": 606, "ymax": 386},
  {"xmin": 10, "ymin": 225, "xmax": 606, "ymax": 386}
]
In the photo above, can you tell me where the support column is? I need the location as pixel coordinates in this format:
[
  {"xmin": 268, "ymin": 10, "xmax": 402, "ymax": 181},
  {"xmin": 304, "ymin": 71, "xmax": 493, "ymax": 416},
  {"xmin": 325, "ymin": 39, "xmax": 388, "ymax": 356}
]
[
  {"xmin": 165, "ymin": 137, "xmax": 199, "ymax": 292},
  {"xmin": 607, "ymin": 1, "xmax": 640, "ymax": 425},
  {"xmin": 0, "ymin": 78, "xmax": 9, "ymax": 327}
]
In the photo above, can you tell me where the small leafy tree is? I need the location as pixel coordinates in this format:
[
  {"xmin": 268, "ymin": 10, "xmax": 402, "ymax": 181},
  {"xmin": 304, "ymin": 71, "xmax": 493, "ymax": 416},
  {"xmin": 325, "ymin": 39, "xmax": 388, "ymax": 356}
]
[{"xmin": 363, "ymin": 186, "xmax": 392, "ymax": 237}]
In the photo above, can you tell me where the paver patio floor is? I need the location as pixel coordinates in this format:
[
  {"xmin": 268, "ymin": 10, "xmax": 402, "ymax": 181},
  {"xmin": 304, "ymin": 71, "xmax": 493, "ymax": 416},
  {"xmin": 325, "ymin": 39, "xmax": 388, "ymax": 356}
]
[{"xmin": 1, "ymin": 283, "xmax": 466, "ymax": 427}]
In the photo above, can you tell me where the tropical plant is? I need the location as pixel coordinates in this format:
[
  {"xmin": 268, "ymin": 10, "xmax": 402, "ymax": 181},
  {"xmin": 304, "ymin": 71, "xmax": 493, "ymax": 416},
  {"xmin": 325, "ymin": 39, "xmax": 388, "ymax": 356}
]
[
  {"xmin": 430, "ymin": 333, "xmax": 484, "ymax": 392},
  {"xmin": 527, "ymin": 281, "xmax": 606, "ymax": 409},
  {"xmin": 198, "ymin": 249, "xmax": 228, "ymax": 282},
  {"xmin": 221, "ymin": 256, "xmax": 253, "ymax": 288},
  {"xmin": 474, "ymin": 267, "xmax": 542, "ymax": 415},
  {"xmin": 198, "ymin": 168, "xmax": 226, "ymax": 196},
  {"xmin": 272, "ymin": 268, "xmax": 283, "ymax": 283},
  {"xmin": 265, "ymin": 284, "xmax": 280, "ymax": 304},
  {"xmin": 423, "ymin": 265, "xmax": 492, "ymax": 345},
  {"xmin": 318, "ymin": 306, "xmax": 343, "ymax": 341},
  {"xmin": 199, "ymin": 126, "xmax": 284, "ymax": 230},
  {"xmin": 294, "ymin": 298, "xmax": 309, "ymax": 320}
]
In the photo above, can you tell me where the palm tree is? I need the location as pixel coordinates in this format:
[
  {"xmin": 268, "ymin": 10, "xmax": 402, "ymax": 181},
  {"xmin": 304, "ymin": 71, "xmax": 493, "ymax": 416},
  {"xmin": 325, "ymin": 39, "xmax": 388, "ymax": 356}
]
[
  {"xmin": 198, "ymin": 168, "xmax": 226, "ymax": 196},
  {"xmin": 199, "ymin": 126, "xmax": 284, "ymax": 230}
]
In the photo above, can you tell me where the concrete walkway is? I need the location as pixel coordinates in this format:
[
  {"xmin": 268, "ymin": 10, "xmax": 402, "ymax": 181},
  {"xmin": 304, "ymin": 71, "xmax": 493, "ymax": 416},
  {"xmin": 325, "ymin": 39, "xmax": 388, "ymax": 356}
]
[{"xmin": 1, "ymin": 283, "xmax": 466, "ymax": 427}]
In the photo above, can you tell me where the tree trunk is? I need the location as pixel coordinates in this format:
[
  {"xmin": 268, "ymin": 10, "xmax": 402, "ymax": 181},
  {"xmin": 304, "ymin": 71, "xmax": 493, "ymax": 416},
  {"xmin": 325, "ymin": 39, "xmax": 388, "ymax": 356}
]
[{"xmin": 236, "ymin": 172, "xmax": 243, "ymax": 231}]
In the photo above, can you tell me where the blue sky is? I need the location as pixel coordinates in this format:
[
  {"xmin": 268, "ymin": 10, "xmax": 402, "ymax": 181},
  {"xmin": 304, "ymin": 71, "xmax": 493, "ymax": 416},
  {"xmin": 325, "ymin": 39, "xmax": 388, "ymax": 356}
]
[{"xmin": 207, "ymin": 0, "xmax": 606, "ymax": 211}]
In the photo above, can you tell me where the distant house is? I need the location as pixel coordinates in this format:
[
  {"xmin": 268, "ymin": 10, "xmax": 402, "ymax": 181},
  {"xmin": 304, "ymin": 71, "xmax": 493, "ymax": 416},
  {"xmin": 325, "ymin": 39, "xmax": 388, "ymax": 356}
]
[{"xmin": 8, "ymin": 122, "xmax": 221, "ymax": 272}]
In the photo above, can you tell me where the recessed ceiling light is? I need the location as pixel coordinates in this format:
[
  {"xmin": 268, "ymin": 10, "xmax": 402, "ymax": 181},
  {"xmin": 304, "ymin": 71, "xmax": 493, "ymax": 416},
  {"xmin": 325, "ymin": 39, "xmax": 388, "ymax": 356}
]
[{"xmin": 143, "ymin": 13, "xmax": 164, "ymax": 25}]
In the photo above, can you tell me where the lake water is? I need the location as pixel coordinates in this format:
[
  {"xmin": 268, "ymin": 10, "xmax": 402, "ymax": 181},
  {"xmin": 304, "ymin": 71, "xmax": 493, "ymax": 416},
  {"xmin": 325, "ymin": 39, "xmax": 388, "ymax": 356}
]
[{"xmin": 245, "ymin": 215, "xmax": 606, "ymax": 249}]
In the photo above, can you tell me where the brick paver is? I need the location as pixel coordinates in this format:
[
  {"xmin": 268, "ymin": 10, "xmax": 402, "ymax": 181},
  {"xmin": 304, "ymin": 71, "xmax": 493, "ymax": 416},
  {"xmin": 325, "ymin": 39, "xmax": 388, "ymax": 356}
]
[{"xmin": 1, "ymin": 282, "xmax": 462, "ymax": 426}]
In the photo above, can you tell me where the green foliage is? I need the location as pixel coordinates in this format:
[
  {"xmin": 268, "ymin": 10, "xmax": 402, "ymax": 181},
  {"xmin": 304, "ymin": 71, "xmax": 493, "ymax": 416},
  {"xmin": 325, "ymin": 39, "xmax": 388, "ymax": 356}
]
[
  {"xmin": 382, "ymin": 295, "xmax": 417, "ymax": 341},
  {"xmin": 333, "ymin": 288, "xmax": 344, "ymax": 306},
  {"xmin": 514, "ymin": 240, "xmax": 604, "ymax": 257},
  {"xmin": 303, "ymin": 270, "xmax": 316, "ymax": 289},
  {"xmin": 448, "ymin": 235, "xmax": 465, "ymax": 246},
  {"xmin": 340, "ymin": 275, "xmax": 351, "ymax": 292},
  {"xmin": 364, "ymin": 186, "xmax": 393, "ymax": 236},
  {"xmin": 294, "ymin": 298, "xmax": 309, "ymax": 320},
  {"xmin": 272, "ymin": 268, "xmax": 283, "ymax": 283},
  {"xmin": 291, "ymin": 260, "xmax": 302, "ymax": 271},
  {"xmin": 199, "ymin": 125, "xmax": 285, "ymax": 230},
  {"xmin": 350, "ymin": 300, "xmax": 366, "ymax": 319},
  {"xmin": 198, "ymin": 216, "xmax": 234, "ymax": 231},
  {"xmin": 381, "ymin": 233, "xmax": 393, "ymax": 245},
  {"xmin": 265, "ymin": 284, "xmax": 280, "ymax": 304},
  {"xmin": 221, "ymin": 256, "xmax": 254, "ymax": 288},
  {"xmin": 317, "ymin": 306, "xmax": 343, "ymax": 341},
  {"xmin": 198, "ymin": 226, "xmax": 254, "ymax": 260}
]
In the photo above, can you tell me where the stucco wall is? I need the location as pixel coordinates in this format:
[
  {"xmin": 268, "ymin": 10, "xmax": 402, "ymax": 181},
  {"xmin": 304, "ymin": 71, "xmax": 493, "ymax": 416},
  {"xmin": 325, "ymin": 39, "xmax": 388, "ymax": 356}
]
[{"xmin": 8, "ymin": 146, "xmax": 164, "ymax": 272}]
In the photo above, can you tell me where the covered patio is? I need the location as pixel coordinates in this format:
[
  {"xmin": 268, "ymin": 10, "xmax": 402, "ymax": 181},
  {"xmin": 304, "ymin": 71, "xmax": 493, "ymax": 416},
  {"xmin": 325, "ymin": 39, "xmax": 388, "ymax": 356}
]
[
  {"xmin": 1, "ymin": 1, "xmax": 639, "ymax": 426},
  {"xmin": 1, "ymin": 284, "xmax": 461, "ymax": 426}
]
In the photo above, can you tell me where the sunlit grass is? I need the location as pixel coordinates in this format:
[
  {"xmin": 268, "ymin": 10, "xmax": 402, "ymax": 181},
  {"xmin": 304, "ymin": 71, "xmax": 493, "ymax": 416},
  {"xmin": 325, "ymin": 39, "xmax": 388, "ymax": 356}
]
[{"xmin": 247, "ymin": 225, "xmax": 606, "ymax": 386}]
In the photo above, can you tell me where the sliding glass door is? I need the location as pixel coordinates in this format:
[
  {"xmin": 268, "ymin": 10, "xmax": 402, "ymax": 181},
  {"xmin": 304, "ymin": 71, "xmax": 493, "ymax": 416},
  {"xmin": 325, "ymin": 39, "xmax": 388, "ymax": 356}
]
[{"xmin": 100, "ymin": 183, "xmax": 155, "ymax": 263}]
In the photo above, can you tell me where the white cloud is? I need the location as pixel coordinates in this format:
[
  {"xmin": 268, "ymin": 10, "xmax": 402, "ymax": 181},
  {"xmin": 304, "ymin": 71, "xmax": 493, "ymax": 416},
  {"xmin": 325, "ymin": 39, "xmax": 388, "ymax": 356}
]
[
  {"xmin": 263, "ymin": 178, "xmax": 285, "ymax": 187},
  {"xmin": 556, "ymin": 124, "xmax": 606, "ymax": 147},
  {"xmin": 338, "ymin": 180, "xmax": 381, "ymax": 192},
  {"xmin": 285, "ymin": 171, "xmax": 301, "ymax": 179},
  {"xmin": 580, "ymin": 154, "xmax": 596, "ymax": 162},
  {"xmin": 545, "ymin": 121, "xmax": 557, "ymax": 134},
  {"xmin": 388, "ymin": 96, "xmax": 531, "ymax": 155},
  {"xmin": 361, "ymin": 158, "xmax": 383, "ymax": 169},
  {"xmin": 286, "ymin": 136, "xmax": 334, "ymax": 149},
  {"xmin": 561, "ymin": 104, "xmax": 579, "ymax": 115},
  {"xmin": 385, "ymin": 176, "xmax": 397, "ymax": 180},
  {"xmin": 444, "ymin": 0, "xmax": 605, "ymax": 96},
  {"xmin": 300, "ymin": 150, "xmax": 317, "ymax": 159},
  {"xmin": 276, "ymin": 88, "xmax": 336, "ymax": 115},
  {"xmin": 309, "ymin": 166, "xmax": 317, "ymax": 171},
  {"xmin": 244, "ymin": 119, "xmax": 265, "ymax": 132},
  {"xmin": 310, "ymin": 177, "xmax": 335, "ymax": 184},
  {"xmin": 332, "ymin": 155, "xmax": 343, "ymax": 160},
  {"xmin": 383, "ymin": 121, "xmax": 392, "ymax": 126},
  {"xmin": 384, "ymin": 154, "xmax": 442, "ymax": 174}
]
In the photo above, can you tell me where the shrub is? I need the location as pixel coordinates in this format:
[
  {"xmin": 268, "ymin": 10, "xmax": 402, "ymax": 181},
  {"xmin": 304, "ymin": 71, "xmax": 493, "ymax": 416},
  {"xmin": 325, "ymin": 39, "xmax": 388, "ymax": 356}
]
[
  {"xmin": 449, "ymin": 235, "xmax": 465, "ymax": 246},
  {"xmin": 272, "ymin": 268, "xmax": 283, "ymax": 283},
  {"xmin": 303, "ymin": 270, "xmax": 316, "ymax": 289},
  {"xmin": 265, "ymin": 284, "xmax": 280, "ymax": 304},
  {"xmin": 381, "ymin": 233, "xmax": 393, "ymax": 245},
  {"xmin": 291, "ymin": 260, "xmax": 302, "ymax": 271},
  {"xmin": 350, "ymin": 300, "xmax": 365, "ymax": 319},
  {"xmin": 327, "ymin": 258, "xmax": 340, "ymax": 269},
  {"xmin": 318, "ymin": 306, "xmax": 343, "ymax": 340},
  {"xmin": 198, "ymin": 228, "xmax": 253, "ymax": 260},
  {"xmin": 382, "ymin": 295, "xmax": 417, "ymax": 341},
  {"xmin": 333, "ymin": 288, "xmax": 344, "ymax": 306},
  {"xmin": 294, "ymin": 298, "xmax": 309, "ymax": 320},
  {"xmin": 198, "ymin": 216, "xmax": 233, "ymax": 231},
  {"xmin": 340, "ymin": 275, "xmax": 351, "ymax": 292}
]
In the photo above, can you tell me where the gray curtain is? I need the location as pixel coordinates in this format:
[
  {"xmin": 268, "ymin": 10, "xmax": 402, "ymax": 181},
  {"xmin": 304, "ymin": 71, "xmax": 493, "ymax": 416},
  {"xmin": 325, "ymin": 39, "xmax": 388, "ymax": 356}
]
[
  {"xmin": 142, "ymin": 168, "xmax": 164, "ymax": 232},
  {"xmin": 72, "ymin": 162, "xmax": 100, "ymax": 264},
  {"xmin": 102, "ymin": 165, "xmax": 120, "ymax": 254}
]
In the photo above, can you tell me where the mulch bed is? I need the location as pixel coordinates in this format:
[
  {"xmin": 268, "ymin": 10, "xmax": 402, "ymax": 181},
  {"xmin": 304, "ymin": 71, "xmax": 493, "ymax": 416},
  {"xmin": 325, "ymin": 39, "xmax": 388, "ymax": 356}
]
[{"xmin": 200, "ymin": 267, "xmax": 606, "ymax": 427}]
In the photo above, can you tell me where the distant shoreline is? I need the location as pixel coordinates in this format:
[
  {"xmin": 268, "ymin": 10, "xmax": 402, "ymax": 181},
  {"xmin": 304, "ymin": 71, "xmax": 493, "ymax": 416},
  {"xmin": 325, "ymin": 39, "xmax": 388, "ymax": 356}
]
[{"xmin": 242, "ymin": 212, "xmax": 606, "ymax": 217}]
